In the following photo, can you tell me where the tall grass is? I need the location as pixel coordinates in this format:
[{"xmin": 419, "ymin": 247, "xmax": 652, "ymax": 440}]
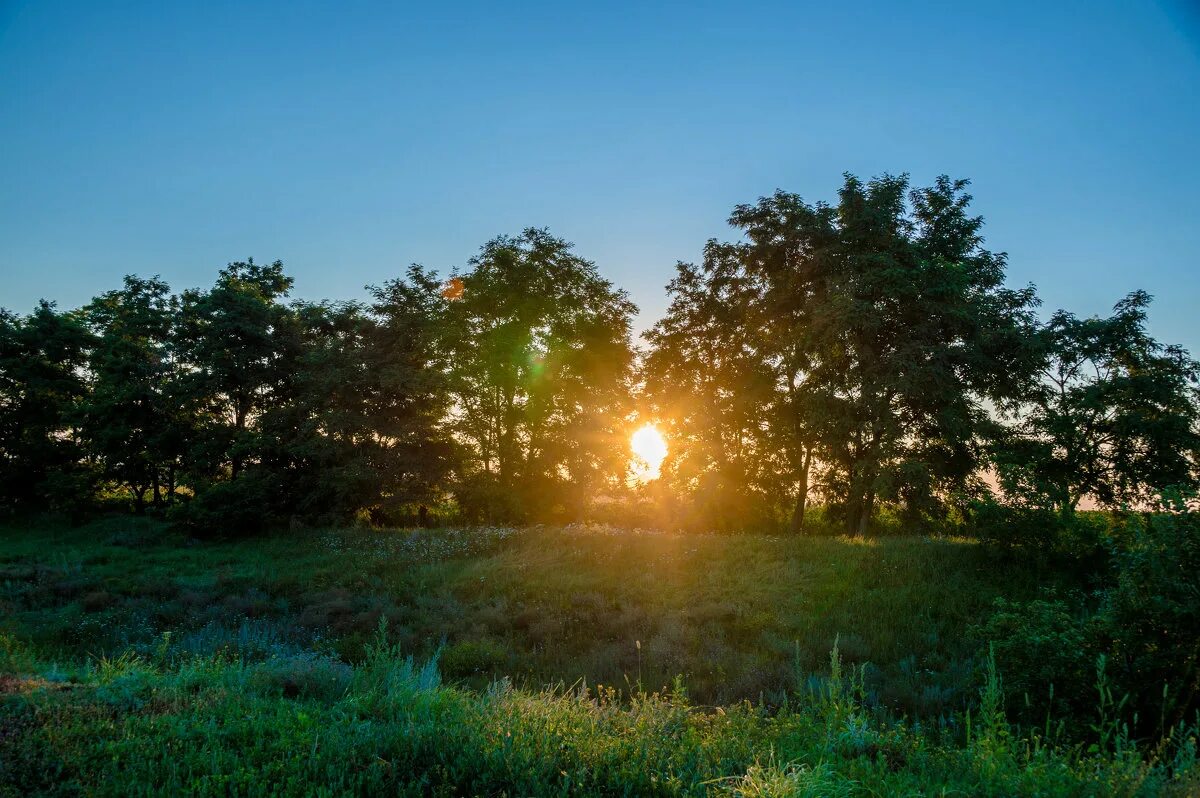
[
  {"xmin": 2, "ymin": 519, "xmax": 1197, "ymax": 794},
  {"xmin": 0, "ymin": 520, "xmax": 1075, "ymax": 716},
  {"xmin": 1, "ymin": 628, "xmax": 1196, "ymax": 796}
]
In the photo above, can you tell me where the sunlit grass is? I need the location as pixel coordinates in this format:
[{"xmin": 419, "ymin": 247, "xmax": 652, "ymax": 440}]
[
  {"xmin": 1, "ymin": 520, "xmax": 1067, "ymax": 713},
  {"xmin": 2, "ymin": 627, "xmax": 1196, "ymax": 796},
  {"xmin": 2, "ymin": 520, "xmax": 1196, "ymax": 794}
]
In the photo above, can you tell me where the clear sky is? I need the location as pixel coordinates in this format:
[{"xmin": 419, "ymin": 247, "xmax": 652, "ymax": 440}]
[{"xmin": 2, "ymin": 1, "xmax": 1198, "ymax": 351}]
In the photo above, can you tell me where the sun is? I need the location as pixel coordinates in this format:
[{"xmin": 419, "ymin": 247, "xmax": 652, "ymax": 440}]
[{"xmin": 630, "ymin": 423, "xmax": 668, "ymax": 481}]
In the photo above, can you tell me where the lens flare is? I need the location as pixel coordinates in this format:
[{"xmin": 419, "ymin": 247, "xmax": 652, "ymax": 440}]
[{"xmin": 630, "ymin": 424, "xmax": 668, "ymax": 481}]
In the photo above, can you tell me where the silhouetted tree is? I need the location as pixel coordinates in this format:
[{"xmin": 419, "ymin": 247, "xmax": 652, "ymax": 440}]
[
  {"xmin": 365, "ymin": 266, "xmax": 459, "ymax": 519},
  {"xmin": 445, "ymin": 229, "xmax": 637, "ymax": 521},
  {"xmin": 176, "ymin": 259, "xmax": 295, "ymax": 483},
  {"xmin": 671, "ymin": 175, "xmax": 1040, "ymax": 534},
  {"xmin": 642, "ymin": 243, "xmax": 793, "ymax": 531},
  {"xmin": 9, "ymin": 182, "xmax": 1193, "ymax": 542},
  {"xmin": 0, "ymin": 302, "xmax": 93, "ymax": 514},
  {"xmin": 82, "ymin": 275, "xmax": 185, "ymax": 512},
  {"xmin": 726, "ymin": 193, "xmax": 838, "ymax": 532},
  {"xmin": 993, "ymin": 291, "xmax": 1200, "ymax": 513}
]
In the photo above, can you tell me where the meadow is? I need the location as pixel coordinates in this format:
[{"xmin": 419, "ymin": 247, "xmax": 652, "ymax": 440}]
[{"xmin": 2, "ymin": 519, "xmax": 1197, "ymax": 796}]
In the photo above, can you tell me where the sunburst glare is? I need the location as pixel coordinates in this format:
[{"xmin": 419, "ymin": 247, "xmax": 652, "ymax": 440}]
[{"xmin": 630, "ymin": 423, "xmax": 668, "ymax": 481}]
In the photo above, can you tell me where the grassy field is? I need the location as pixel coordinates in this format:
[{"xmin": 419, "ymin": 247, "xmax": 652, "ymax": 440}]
[{"xmin": 1, "ymin": 520, "xmax": 1196, "ymax": 796}]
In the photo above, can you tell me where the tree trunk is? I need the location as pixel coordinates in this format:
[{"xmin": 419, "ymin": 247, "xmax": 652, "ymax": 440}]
[
  {"xmin": 857, "ymin": 489, "xmax": 874, "ymax": 536},
  {"xmin": 166, "ymin": 465, "xmax": 176, "ymax": 505},
  {"xmin": 232, "ymin": 397, "xmax": 247, "ymax": 480},
  {"xmin": 847, "ymin": 469, "xmax": 875, "ymax": 536},
  {"xmin": 498, "ymin": 386, "xmax": 518, "ymax": 488},
  {"xmin": 854, "ymin": 492, "xmax": 873, "ymax": 535},
  {"xmin": 152, "ymin": 471, "xmax": 162, "ymax": 507},
  {"xmin": 790, "ymin": 448, "xmax": 812, "ymax": 534},
  {"xmin": 132, "ymin": 485, "xmax": 147, "ymax": 515}
]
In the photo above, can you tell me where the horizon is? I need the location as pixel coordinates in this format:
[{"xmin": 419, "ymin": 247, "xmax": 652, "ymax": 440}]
[
  {"xmin": 2, "ymin": 1, "xmax": 1199, "ymax": 352},
  {"xmin": 5, "ymin": 4, "xmax": 1200, "ymax": 792}
]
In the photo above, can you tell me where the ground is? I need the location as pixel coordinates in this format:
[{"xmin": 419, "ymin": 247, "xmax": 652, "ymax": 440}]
[
  {"xmin": 0, "ymin": 520, "xmax": 1069, "ymax": 713},
  {"xmin": 0, "ymin": 520, "xmax": 1193, "ymax": 796}
]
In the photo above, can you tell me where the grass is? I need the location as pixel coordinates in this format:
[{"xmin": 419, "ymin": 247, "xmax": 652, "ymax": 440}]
[
  {"xmin": 1, "ymin": 518, "xmax": 1195, "ymax": 795},
  {"xmin": 0, "ymin": 519, "xmax": 1075, "ymax": 714}
]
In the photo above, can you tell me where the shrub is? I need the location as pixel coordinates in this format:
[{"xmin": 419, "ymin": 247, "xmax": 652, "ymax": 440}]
[
  {"xmin": 172, "ymin": 476, "xmax": 276, "ymax": 535},
  {"xmin": 1099, "ymin": 506, "xmax": 1200, "ymax": 738},
  {"xmin": 441, "ymin": 637, "xmax": 511, "ymax": 680},
  {"xmin": 969, "ymin": 499, "xmax": 1107, "ymax": 561},
  {"xmin": 171, "ymin": 619, "xmax": 309, "ymax": 662},
  {"xmin": 977, "ymin": 597, "xmax": 1094, "ymax": 730},
  {"xmin": 980, "ymin": 502, "xmax": 1200, "ymax": 744},
  {"xmin": 454, "ymin": 472, "xmax": 523, "ymax": 524},
  {"xmin": 250, "ymin": 652, "xmax": 353, "ymax": 702}
]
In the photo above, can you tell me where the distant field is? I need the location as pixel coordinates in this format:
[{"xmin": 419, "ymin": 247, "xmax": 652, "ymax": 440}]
[
  {"xmin": 4, "ymin": 520, "xmax": 1195, "ymax": 796},
  {"xmin": 0, "ymin": 520, "xmax": 1072, "ymax": 714}
]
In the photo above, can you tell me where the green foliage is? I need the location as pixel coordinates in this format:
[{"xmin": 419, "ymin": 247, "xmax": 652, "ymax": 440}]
[
  {"xmin": 172, "ymin": 472, "xmax": 278, "ymax": 534},
  {"xmin": 82, "ymin": 275, "xmax": 185, "ymax": 513},
  {"xmin": 4, "ymin": 172, "xmax": 1200, "ymax": 793},
  {"xmin": 980, "ymin": 504, "xmax": 1200, "ymax": 743},
  {"xmin": 0, "ymin": 521, "xmax": 1066, "ymax": 718},
  {"xmin": 362, "ymin": 267, "xmax": 459, "ymax": 517},
  {"xmin": 991, "ymin": 291, "xmax": 1200, "ymax": 513},
  {"xmin": 2, "ymin": 626, "xmax": 1197, "ymax": 796},
  {"xmin": 0, "ymin": 302, "xmax": 93, "ymax": 515},
  {"xmin": 646, "ymin": 175, "xmax": 1043, "ymax": 535},
  {"xmin": 1100, "ymin": 506, "xmax": 1200, "ymax": 737},
  {"xmin": 3, "ymin": 521, "xmax": 1200, "ymax": 794},
  {"xmin": 737, "ymin": 176, "xmax": 1042, "ymax": 535},
  {"xmin": 176, "ymin": 258, "xmax": 296, "ymax": 482},
  {"xmin": 5, "ymin": 174, "xmax": 1198, "ymax": 536},
  {"xmin": 643, "ymin": 246, "xmax": 797, "ymax": 533},
  {"xmin": 969, "ymin": 499, "xmax": 1108, "ymax": 559},
  {"xmin": 444, "ymin": 229, "xmax": 639, "ymax": 523},
  {"xmin": 978, "ymin": 597, "xmax": 1095, "ymax": 727}
]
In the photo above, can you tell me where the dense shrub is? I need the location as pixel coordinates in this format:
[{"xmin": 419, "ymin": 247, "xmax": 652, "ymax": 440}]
[
  {"xmin": 977, "ymin": 597, "xmax": 1095, "ymax": 730},
  {"xmin": 171, "ymin": 476, "xmax": 276, "ymax": 535},
  {"xmin": 969, "ymin": 499, "xmax": 1110, "ymax": 563},
  {"xmin": 1100, "ymin": 506, "xmax": 1200, "ymax": 736},
  {"xmin": 980, "ymin": 504, "xmax": 1200, "ymax": 744},
  {"xmin": 453, "ymin": 472, "xmax": 525, "ymax": 524}
]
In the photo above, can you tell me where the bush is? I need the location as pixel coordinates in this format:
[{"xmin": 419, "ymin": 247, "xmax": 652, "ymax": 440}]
[
  {"xmin": 1099, "ymin": 507, "xmax": 1200, "ymax": 737},
  {"xmin": 250, "ymin": 652, "xmax": 353, "ymax": 702},
  {"xmin": 171, "ymin": 476, "xmax": 276, "ymax": 535},
  {"xmin": 2, "ymin": 636, "xmax": 1197, "ymax": 796},
  {"xmin": 977, "ymin": 597, "xmax": 1094, "ymax": 730},
  {"xmin": 969, "ymin": 499, "xmax": 1107, "ymax": 561},
  {"xmin": 980, "ymin": 503, "xmax": 1200, "ymax": 744},
  {"xmin": 454, "ymin": 472, "xmax": 524, "ymax": 524}
]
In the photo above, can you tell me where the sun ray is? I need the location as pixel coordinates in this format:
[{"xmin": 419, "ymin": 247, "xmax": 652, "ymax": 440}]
[{"xmin": 630, "ymin": 424, "xmax": 667, "ymax": 481}]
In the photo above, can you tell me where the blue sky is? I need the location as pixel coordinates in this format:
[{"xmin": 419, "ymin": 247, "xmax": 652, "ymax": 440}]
[{"xmin": 2, "ymin": 1, "xmax": 1198, "ymax": 351}]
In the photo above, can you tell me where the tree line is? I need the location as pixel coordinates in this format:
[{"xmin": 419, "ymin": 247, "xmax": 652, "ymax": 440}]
[{"xmin": 2, "ymin": 174, "xmax": 1197, "ymax": 534}]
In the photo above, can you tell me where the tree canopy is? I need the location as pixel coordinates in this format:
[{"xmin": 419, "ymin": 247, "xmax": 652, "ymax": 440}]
[{"xmin": 0, "ymin": 176, "xmax": 1195, "ymax": 532}]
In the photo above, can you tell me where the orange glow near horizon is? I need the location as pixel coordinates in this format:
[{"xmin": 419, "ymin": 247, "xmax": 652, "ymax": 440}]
[{"xmin": 630, "ymin": 424, "xmax": 668, "ymax": 482}]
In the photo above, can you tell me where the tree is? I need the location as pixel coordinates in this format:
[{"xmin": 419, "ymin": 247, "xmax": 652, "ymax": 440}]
[
  {"xmin": 730, "ymin": 175, "xmax": 1039, "ymax": 534},
  {"xmin": 726, "ymin": 193, "xmax": 839, "ymax": 532},
  {"xmin": 642, "ymin": 243, "xmax": 793, "ymax": 531},
  {"xmin": 364, "ymin": 266, "xmax": 458, "ymax": 519},
  {"xmin": 82, "ymin": 275, "xmax": 187, "ymax": 512},
  {"xmin": 208, "ymin": 300, "xmax": 366, "ymax": 528},
  {"xmin": 445, "ymin": 229, "xmax": 637, "ymax": 521},
  {"xmin": 176, "ymin": 259, "xmax": 295, "ymax": 483},
  {"xmin": 0, "ymin": 302, "xmax": 93, "ymax": 514},
  {"xmin": 993, "ymin": 291, "xmax": 1200, "ymax": 513},
  {"xmin": 182, "ymin": 269, "xmax": 458, "ymax": 532}
]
